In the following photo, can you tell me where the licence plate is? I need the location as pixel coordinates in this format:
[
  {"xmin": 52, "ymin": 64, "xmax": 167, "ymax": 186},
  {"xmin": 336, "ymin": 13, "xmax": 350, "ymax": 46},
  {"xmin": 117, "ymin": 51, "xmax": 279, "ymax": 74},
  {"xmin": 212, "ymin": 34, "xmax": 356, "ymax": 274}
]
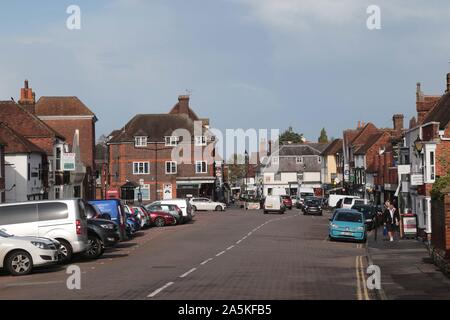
[
  {"xmin": 266, "ymin": 205, "xmax": 273, "ymax": 208},
  {"xmin": 341, "ymin": 232, "xmax": 353, "ymax": 236}
]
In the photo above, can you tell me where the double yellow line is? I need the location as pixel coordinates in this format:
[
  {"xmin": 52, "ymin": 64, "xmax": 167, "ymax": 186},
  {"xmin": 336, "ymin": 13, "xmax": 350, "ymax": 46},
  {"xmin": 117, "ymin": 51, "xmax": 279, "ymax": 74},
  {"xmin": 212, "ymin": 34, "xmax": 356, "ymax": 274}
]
[{"xmin": 356, "ymin": 255, "xmax": 370, "ymax": 300}]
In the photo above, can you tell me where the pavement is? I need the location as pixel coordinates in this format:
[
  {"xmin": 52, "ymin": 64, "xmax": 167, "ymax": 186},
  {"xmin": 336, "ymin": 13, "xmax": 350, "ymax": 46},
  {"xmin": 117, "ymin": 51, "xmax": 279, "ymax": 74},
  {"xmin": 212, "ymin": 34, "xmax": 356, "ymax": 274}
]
[
  {"xmin": 366, "ymin": 228, "xmax": 450, "ymax": 300},
  {"xmin": 0, "ymin": 208, "xmax": 374, "ymax": 300}
]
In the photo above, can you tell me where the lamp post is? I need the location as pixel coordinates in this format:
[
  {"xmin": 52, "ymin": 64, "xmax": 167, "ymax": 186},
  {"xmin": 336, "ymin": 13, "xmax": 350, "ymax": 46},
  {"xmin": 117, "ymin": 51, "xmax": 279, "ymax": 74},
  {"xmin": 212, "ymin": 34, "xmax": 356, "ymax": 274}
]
[{"xmin": 244, "ymin": 150, "xmax": 249, "ymax": 194}]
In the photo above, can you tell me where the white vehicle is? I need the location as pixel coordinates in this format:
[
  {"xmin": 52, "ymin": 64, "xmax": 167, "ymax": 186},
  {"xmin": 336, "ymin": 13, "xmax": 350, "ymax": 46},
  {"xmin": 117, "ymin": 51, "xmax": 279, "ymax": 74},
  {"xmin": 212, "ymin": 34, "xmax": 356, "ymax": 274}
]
[
  {"xmin": 190, "ymin": 198, "xmax": 226, "ymax": 212},
  {"xmin": 263, "ymin": 195, "xmax": 286, "ymax": 214},
  {"xmin": 328, "ymin": 195, "xmax": 359, "ymax": 208},
  {"xmin": 341, "ymin": 197, "xmax": 366, "ymax": 209},
  {"xmin": 0, "ymin": 230, "xmax": 60, "ymax": 276},
  {"xmin": 158, "ymin": 199, "xmax": 194, "ymax": 223},
  {"xmin": 0, "ymin": 200, "xmax": 89, "ymax": 263}
]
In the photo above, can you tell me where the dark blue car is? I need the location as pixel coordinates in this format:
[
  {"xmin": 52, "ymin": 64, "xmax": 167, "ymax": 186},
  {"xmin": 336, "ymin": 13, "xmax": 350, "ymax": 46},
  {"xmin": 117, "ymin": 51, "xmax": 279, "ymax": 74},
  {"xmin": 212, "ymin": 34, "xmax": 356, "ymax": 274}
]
[{"xmin": 89, "ymin": 200, "xmax": 128, "ymax": 241}]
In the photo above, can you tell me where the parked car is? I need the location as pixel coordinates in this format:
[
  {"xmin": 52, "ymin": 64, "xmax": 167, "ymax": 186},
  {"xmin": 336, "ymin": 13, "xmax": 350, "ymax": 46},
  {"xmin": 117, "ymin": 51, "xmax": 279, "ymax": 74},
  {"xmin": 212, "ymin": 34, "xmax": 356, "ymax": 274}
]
[
  {"xmin": 280, "ymin": 195, "xmax": 293, "ymax": 210},
  {"xmin": 0, "ymin": 230, "xmax": 61, "ymax": 276},
  {"xmin": 89, "ymin": 200, "xmax": 128, "ymax": 241},
  {"xmin": 328, "ymin": 194, "xmax": 359, "ymax": 208},
  {"xmin": 341, "ymin": 197, "xmax": 366, "ymax": 209},
  {"xmin": 351, "ymin": 204, "xmax": 377, "ymax": 230},
  {"xmin": 190, "ymin": 198, "xmax": 226, "ymax": 211},
  {"xmin": 132, "ymin": 206, "xmax": 151, "ymax": 227},
  {"xmin": 329, "ymin": 209, "xmax": 366, "ymax": 243},
  {"xmin": 0, "ymin": 200, "xmax": 89, "ymax": 263},
  {"xmin": 291, "ymin": 196, "xmax": 300, "ymax": 207},
  {"xmin": 158, "ymin": 199, "xmax": 194, "ymax": 223},
  {"xmin": 145, "ymin": 202, "xmax": 182, "ymax": 224},
  {"xmin": 303, "ymin": 198, "xmax": 323, "ymax": 216},
  {"xmin": 83, "ymin": 203, "xmax": 119, "ymax": 259},
  {"xmin": 263, "ymin": 195, "xmax": 286, "ymax": 214},
  {"xmin": 148, "ymin": 210, "xmax": 176, "ymax": 227}
]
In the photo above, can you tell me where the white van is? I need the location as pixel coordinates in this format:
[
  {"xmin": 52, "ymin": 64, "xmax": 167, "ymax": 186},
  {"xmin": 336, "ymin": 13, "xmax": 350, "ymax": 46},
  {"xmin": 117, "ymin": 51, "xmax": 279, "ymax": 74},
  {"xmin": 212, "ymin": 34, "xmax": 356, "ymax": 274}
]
[
  {"xmin": 328, "ymin": 195, "xmax": 359, "ymax": 208},
  {"xmin": 158, "ymin": 199, "xmax": 194, "ymax": 223},
  {"xmin": 263, "ymin": 195, "xmax": 286, "ymax": 214},
  {"xmin": 341, "ymin": 197, "xmax": 366, "ymax": 209},
  {"xmin": 0, "ymin": 200, "xmax": 88, "ymax": 263}
]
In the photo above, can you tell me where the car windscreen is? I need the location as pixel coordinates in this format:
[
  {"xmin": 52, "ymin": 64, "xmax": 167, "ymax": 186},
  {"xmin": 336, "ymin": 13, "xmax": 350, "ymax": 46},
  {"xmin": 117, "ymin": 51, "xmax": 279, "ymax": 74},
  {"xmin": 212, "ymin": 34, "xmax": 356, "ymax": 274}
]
[
  {"xmin": 343, "ymin": 198, "xmax": 354, "ymax": 204},
  {"xmin": 353, "ymin": 206, "xmax": 373, "ymax": 218},
  {"xmin": 306, "ymin": 200, "xmax": 320, "ymax": 206},
  {"xmin": 336, "ymin": 212, "xmax": 362, "ymax": 223}
]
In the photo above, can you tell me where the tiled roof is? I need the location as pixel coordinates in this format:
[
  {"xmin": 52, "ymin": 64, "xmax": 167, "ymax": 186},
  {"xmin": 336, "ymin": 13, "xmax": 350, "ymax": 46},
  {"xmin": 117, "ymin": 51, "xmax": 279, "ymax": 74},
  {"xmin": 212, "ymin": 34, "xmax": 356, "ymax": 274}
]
[
  {"xmin": 0, "ymin": 123, "xmax": 45, "ymax": 154},
  {"xmin": 35, "ymin": 97, "xmax": 96, "ymax": 117},
  {"xmin": 0, "ymin": 101, "xmax": 64, "ymax": 139},
  {"xmin": 352, "ymin": 123, "xmax": 379, "ymax": 146},
  {"xmin": 321, "ymin": 139, "xmax": 343, "ymax": 156},
  {"xmin": 353, "ymin": 132, "xmax": 386, "ymax": 155},
  {"xmin": 272, "ymin": 144, "xmax": 321, "ymax": 156},
  {"xmin": 422, "ymin": 91, "xmax": 450, "ymax": 129}
]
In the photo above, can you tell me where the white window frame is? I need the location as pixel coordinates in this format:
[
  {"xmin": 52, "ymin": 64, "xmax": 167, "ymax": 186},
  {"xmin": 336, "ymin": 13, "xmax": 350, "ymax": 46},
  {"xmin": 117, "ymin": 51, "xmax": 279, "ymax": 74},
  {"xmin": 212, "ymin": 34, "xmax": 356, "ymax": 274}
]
[
  {"xmin": 195, "ymin": 136, "xmax": 207, "ymax": 146},
  {"xmin": 133, "ymin": 162, "xmax": 150, "ymax": 175},
  {"xmin": 296, "ymin": 156, "xmax": 303, "ymax": 164},
  {"xmin": 195, "ymin": 161, "xmax": 208, "ymax": 174},
  {"xmin": 425, "ymin": 145, "xmax": 436, "ymax": 183},
  {"xmin": 165, "ymin": 136, "xmax": 179, "ymax": 146},
  {"xmin": 134, "ymin": 136, "xmax": 148, "ymax": 147},
  {"xmin": 165, "ymin": 161, "xmax": 177, "ymax": 174}
]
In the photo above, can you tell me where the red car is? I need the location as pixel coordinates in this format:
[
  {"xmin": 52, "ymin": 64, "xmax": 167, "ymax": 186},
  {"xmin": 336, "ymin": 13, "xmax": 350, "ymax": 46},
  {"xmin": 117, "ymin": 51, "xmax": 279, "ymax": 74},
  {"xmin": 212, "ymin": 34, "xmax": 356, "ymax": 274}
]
[
  {"xmin": 149, "ymin": 211, "xmax": 176, "ymax": 227},
  {"xmin": 281, "ymin": 195, "xmax": 293, "ymax": 210}
]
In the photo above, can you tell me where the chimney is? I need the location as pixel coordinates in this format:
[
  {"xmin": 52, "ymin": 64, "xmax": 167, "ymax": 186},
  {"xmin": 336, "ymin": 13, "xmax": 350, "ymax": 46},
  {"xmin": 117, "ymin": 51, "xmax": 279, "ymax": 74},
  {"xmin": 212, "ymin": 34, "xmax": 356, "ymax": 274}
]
[
  {"xmin": 393, "ymin": 114, "xmax": 404, "ymax": 132},
  {"xmin": 409, "ymin": 116, "xmax": 417, "ymax": 129},
  {"xmin": 18, "ymin": 79, "xmax": 36, "ymax": 113},
  {"xmin": 416, "ymin": 82, "xmax": 423, "ymax": 102},
  {"xmin": 177, "ymin": 95, "xmax": 190, "ymax": 115},
  {"xmin": 446, "ymin": 73, "xmax": 450, "ymax": 93}
]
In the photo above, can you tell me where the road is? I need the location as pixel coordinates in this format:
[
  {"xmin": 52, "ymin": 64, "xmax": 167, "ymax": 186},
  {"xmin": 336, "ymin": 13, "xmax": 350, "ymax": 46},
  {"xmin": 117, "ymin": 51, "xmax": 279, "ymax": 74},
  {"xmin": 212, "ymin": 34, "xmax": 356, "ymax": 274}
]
[{"xmin": 0, "ymin": 208, "xmax": 374, "ymax": 300}]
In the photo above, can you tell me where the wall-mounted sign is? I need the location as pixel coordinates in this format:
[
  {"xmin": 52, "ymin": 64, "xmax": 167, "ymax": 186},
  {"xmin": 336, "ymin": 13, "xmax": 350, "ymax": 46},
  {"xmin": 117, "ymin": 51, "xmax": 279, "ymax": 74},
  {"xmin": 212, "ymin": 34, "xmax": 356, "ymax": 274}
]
[
  {"xmin": 62, "ymin": 153, "xmax": 76, "ymax": 171},
  {"xmin": 410, "ymin": 174, "xmax": 424, "ymax": 186},
  {"xmin": 398, "ymin": 165, "xmax": 411, "ymax": 175}
]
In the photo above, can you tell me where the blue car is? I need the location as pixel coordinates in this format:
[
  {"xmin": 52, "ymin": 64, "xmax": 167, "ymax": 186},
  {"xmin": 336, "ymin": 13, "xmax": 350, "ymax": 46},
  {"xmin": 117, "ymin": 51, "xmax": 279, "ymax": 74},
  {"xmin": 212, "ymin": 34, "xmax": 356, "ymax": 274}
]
[
  {"xmin": 89, "ymin": 200, "xmax": 128, "ymax": 241},
  {"xmin": 329, "ymin": 209, "xmax": 367, "ymax": 242}
]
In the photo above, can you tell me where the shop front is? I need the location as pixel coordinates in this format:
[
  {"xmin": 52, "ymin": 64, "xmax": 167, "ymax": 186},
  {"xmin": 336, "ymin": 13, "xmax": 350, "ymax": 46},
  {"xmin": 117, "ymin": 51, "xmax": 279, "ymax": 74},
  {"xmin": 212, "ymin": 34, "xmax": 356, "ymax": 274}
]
[{"xmin": 176, "ymin": 178, "xmax": 215, "ymax": 199}]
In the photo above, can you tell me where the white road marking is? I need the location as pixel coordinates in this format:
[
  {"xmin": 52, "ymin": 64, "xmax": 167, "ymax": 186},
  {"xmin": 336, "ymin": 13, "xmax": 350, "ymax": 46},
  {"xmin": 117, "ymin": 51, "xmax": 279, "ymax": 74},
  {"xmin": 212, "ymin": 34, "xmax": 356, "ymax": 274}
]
[
  {"xmin": 236, "ymin": 240, "xmax": 242, "ymax": 244},
  {"xmin": 227, "ymin": 245, "xmax": 235, "ymax": 250},
  {"xmin": 216, "ymin": 251, "xmax": 226, "ymax": 257},
  {"xmin": 180, "ymin": 268, "xmax": 197, "ymax": 278},
  {"xmin": 147, "ymin": 282, "xmax": 174, "ymax": 298},
  {"xmin": 4, "ymin": 280, "xmax": 64, "ymax": 288},
  {"xmin": 200, "ymin": 258, "xmax": 213, "ymax": 265}
]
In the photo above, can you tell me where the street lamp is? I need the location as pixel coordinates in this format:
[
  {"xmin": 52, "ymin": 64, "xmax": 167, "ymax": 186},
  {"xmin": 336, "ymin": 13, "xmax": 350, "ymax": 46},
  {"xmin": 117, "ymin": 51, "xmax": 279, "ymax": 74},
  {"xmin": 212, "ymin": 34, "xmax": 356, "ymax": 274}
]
[{"xmin": 244, "ymin": 150, "xmax": 249, "ymax": 194}]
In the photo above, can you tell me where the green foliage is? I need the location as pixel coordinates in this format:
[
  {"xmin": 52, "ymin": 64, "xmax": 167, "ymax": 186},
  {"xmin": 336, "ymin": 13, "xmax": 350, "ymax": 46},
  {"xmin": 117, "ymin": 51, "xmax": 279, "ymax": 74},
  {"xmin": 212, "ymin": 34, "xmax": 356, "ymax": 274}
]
[
  {"xmin": 431, "ymin": 175, "xmax": 450, "ymax": 201},
  {"xmin": 318, "ymin": 128, "xmax": 328, "ymax": 143},
  {"xmin": 279, "ymin": 127, "xmax": 304, "ymax": 144},
  {"xmin": 227, "ymin": 154, "xmax": 247, "ymax": 184}
]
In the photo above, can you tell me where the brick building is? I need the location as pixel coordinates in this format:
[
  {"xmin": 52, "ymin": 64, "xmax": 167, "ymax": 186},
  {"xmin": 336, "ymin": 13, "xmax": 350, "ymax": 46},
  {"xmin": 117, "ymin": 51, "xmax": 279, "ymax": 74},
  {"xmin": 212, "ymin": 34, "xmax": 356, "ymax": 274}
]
[
  {"xmin": 0, "ymin": 137, "xmax": 5, "ymax": 203},
  {"xmin": 106, "ymin": 95, "xmax": 217, "ymax": 203},
  {"xmin": 399, "ymin": 74, "xmax": 450, "ymax": 238}
]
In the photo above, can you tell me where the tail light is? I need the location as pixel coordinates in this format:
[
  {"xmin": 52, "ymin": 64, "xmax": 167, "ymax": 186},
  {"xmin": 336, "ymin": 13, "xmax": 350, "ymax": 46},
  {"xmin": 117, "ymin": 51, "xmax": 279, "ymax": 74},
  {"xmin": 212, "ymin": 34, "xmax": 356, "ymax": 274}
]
[{"xmin": 76, "ymin": 220, "xmax": 82, "ymax": 235}]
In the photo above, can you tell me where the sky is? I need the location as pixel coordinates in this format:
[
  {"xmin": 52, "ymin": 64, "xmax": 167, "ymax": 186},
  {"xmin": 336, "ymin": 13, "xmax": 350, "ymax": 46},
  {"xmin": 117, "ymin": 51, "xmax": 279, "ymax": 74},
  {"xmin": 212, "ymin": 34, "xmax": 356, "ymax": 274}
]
[{"xmin": 1, "ymin": 0, "xmax": 450, "ymax": 146}]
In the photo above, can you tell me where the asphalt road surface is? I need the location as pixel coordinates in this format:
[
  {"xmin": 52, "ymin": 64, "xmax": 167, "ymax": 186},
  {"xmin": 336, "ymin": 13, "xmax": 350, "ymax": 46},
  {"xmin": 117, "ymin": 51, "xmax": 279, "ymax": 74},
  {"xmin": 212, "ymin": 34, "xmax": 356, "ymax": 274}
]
[{"xmin": 0, "ymin": 208, "xmax": 374, "ymax": 300}]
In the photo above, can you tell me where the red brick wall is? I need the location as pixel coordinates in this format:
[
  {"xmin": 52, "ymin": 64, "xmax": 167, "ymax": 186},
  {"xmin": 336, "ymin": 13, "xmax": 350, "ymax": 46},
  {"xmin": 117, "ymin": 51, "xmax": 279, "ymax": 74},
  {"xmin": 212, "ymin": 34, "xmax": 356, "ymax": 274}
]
[
  {"xmin": 0, "ymin": 145, "xmax": 5, "ymax": 203},
  {"xmin": 436, "ymin": 125, "xmax": 450, "ymax": 178},
  {"xmin": 42, "ymin": 118, "xmax": 95, "ymax": 169},
  {"xmin": 108, "ymin": 142, "xmax": 215, "ymax": 201}
]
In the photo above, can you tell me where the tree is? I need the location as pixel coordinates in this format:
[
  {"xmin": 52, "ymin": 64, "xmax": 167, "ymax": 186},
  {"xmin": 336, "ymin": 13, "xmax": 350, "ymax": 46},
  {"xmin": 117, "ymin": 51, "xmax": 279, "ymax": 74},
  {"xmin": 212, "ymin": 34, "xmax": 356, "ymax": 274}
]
[
  {"xmin": 227, "ymin": 154, "xmax": 247, "ymax": 185},
  {"xmin": 279, "ymin": 127, "xmax": 304, "ymax": 144},
  {"xmin": 318, "ymin": 128, "xmax": 329, "ymax": 143}
]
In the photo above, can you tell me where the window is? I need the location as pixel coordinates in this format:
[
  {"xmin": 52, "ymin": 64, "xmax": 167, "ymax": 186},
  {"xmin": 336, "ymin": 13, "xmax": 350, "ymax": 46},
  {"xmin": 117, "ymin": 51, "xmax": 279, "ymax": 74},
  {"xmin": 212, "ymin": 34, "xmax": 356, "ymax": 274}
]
[
  {"xmin": 38, "ymin": 203, "xmax": 69, "ymax": 221},
  {"xmin": 133, "ymin": 162, "xmax": 150, "ymax": 175},
  {"xmin": 195, "ymin": 136, "xmax": 207, "ymax": 146},
  {"xmin": 196, "ymin": 161, "xmax": 207, "ymax": 174},
  {"xmin": 27, "ymin": 162, "xmax": 31, "ymax": 181},
  {"xmin": 0, "ymin": 204, "xmax": 38, "ymax": 225},
  {"xmin": 165, "ymin": 161, "xmax": 177, "ymax": 174},
  {"xmin": 55, "ymin": 147, "xmax": 62, "ymax": 171},
  {"xmin": 296, "ymin": 157, "xmax": 303, "ymax": 164},
  {"xmin": 134, "ymin": 184, "xmax": 150, "ymax": 201},
  {"xmin": 274, "ymin": 173, "xmax": 281, "ymax": 181},
  {"xmin": 134, "ymin": 136, "xmax": 147, "ymax": 147},
  {"xmin": 55, "ymin": 187, "xmax": 60, "ymax": 200},
  {"xmin": 429, "ymin": 151, "xmax": 435, "ymax": 181},
  {"xmin": 165, "ymin": 136, "xmax": 179, "ymax": 146},
  {"xmin": 74, "ymin": 186, "xmax": 81, "ymax": 198}
]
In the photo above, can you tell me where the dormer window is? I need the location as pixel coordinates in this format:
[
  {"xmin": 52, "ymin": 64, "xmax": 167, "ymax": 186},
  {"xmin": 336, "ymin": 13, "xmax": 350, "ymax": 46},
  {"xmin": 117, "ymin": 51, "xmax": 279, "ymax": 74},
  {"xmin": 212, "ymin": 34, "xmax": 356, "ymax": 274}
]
[
  {"xmin": 195, "ymin": 136, "xmax": 207, "ymax": 146},
  {"xmin": 135, "ymin": 136, "xmax": 147, "ymax": 147},
  {"xmin": 165, "ymin": 136, "xmax": 179, "ymax": 146}
]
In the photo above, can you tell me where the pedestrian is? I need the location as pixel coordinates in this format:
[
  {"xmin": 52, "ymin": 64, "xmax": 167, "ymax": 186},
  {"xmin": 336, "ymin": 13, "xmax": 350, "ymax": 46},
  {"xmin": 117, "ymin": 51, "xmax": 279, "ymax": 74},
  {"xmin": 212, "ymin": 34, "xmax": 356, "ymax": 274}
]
[{"xmin": 383, "ymin": 202, "xmax": 400, "ymax": 242}]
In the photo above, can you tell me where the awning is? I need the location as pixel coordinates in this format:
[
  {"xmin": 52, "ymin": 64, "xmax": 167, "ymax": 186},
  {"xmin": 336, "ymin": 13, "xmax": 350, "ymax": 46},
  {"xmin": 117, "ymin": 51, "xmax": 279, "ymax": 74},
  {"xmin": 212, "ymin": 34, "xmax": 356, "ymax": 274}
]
[{"xmin": 177, "ymin": 178, "xmax": 216, "ymax": 185}]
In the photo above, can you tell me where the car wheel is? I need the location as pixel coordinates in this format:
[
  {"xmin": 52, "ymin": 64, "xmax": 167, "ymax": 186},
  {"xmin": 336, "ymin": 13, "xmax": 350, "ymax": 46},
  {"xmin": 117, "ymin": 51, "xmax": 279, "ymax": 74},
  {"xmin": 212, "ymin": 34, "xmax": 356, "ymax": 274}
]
[
  {"xmin": 192, "ymin": 206, "xmax": 197, "ymax": 212},
  {"xmin": 84, "ymin": 235, "xmax": 103, "ymax": 259},
  {"xmin": 6, "ymin": 250, "xmax": 33, "ymax": 276},
  {"xmin": 154, "ymin": 217, "xmax": 165, "ymax": 228},
  {"xmin": 57, "ymin": 239, "xmax": 73, "ymax": 264},
  {"xmin": 215, "ymin": 205, "xmax": 223, "ymax": 211}
]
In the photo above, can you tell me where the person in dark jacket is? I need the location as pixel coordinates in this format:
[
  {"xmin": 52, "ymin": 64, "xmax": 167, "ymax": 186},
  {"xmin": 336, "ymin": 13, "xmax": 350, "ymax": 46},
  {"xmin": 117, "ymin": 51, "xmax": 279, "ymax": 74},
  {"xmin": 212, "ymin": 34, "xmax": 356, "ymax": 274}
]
[{"xmin": 383, "ymin": 203, "xmax": 400, "ymax": 242}]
